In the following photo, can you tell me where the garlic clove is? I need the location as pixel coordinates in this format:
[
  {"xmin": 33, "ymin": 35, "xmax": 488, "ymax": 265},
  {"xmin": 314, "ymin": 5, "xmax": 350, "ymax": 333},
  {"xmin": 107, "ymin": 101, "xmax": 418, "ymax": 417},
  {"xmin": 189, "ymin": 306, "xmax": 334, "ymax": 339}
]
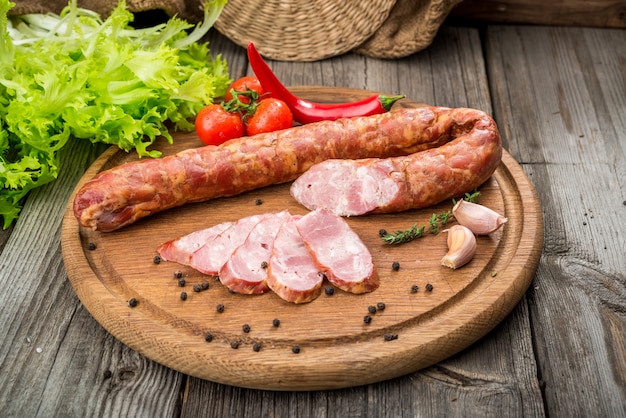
[
  {"xmin": 452, "ymin": 199, "xmax": 508, "ymax": 235},
  {"xmin": 441, "ymin": 225, "xmax": 476, "ymax": 270}
]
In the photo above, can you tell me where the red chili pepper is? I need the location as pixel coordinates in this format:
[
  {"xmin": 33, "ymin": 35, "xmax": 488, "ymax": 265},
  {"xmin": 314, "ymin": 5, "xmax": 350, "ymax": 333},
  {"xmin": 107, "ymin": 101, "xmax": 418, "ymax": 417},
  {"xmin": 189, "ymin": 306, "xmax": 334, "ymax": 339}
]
[{"xmin": 247, "ymin": 42, "xmax": 405, "ymax": 124}]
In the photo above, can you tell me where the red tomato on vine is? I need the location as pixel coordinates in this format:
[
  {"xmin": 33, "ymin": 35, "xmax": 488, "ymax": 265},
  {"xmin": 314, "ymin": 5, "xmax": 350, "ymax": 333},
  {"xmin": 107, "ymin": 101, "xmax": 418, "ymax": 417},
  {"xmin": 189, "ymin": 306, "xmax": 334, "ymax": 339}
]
[
  {"xmin": 195, "ymin": 104, "xmax": 245, "ymax": 146},
  {"xmin": 245, "ymin": 98, "xmax": 293, "ymax": 136}
]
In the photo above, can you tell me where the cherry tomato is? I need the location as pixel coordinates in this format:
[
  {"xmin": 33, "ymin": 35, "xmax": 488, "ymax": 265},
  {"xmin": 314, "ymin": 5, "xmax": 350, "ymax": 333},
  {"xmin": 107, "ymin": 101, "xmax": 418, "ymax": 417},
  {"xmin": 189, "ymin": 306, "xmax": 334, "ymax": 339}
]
[
  {"xmin": 245, "ymin": 98, "xmax": 293, "ymax": 136},
  {"xmin": 224, "ymin": 76, "xmax": 264, "ymax": 104},
  {"xmin": 195, "ymin": 104, "xmax": 245, "ymax": 146}
]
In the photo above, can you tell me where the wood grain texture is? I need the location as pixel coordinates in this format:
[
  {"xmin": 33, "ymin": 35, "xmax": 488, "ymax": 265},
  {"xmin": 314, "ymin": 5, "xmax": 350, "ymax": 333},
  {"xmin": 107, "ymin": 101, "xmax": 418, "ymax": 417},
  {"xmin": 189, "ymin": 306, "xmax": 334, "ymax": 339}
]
[
  {"xmin": 451, "ymin": 0, "xmax": 626, "ymax": 28},
  {"xmin": 485, "ymin": 25, "xmax": 626, "ymax": 417},
  {"xmin": 61, "ymin": 88, "xmax": 543, "ymax": 390}
]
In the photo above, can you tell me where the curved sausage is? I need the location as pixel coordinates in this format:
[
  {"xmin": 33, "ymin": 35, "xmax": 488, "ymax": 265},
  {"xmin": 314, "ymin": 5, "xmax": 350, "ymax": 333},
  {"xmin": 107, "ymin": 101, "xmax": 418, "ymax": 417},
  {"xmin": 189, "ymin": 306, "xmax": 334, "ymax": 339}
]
[
  {"xmin": 290, "ymin": 107, "xmax": 502, "ymax": 215},
  {"xmin": 73, "ymin": 107, "xmax": 499, "ymax": 231}
]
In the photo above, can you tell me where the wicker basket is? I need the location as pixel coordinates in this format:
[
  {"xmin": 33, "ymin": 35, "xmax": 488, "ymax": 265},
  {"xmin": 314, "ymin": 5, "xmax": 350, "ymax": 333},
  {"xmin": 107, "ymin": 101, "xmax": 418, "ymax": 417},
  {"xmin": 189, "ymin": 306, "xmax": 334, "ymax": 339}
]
[
  {"xmin": 214, "ymin": 0, "xmax": 397, "ymax": 62},
  {"xmin": 9, "ymin": 0, "xmax": 462, "ymax": 61}
]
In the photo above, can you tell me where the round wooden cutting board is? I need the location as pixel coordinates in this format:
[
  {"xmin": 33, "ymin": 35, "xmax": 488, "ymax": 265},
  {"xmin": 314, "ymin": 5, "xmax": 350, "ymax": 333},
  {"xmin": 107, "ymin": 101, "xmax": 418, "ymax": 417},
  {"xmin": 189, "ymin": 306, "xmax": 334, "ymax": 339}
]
[{"xmin": 62, "ymin": 87, "xmax": 543, "ymax": 391}]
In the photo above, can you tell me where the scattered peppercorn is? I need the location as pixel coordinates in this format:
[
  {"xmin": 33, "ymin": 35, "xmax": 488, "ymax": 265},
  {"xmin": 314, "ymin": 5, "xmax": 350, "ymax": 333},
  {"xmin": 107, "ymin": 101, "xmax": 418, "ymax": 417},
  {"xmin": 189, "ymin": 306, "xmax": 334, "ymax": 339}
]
[
  {"xmin": 88, "ymin": 242, "xmax": 97, "ymax": 251},
  {"xmin": 216, "ymin": 304, "xmax": 225, "ymax": 313},
  {"xmin": 128, "ymin": 298, "xmax": 138, "ymax": 308},
  {"xmin": 153, "ymin": 255, "xmax": 161, "ymax": 264},
  {"xmin": 292, "ymin": 345, "xmax": 300, "ymax": 354},
  {"xmin": 324, "ymin": 286, "xmax": 335, "ymax": 296},
  {"xmin": 260, "ymin": 261, "xmax": 268, "ymax": 269},
  {"xmin": 205, "ymin": 333, "xmax": 213, "ymax": 342},
  {"xmin": 272, "ymin": 318, "xmax": 281, "ymax": 327},
  {"xmin": 384, "ymin": 333, "xmax": 398, "ymax": 341},
  {"xmin": 193, "ymin": 284, "xmax": 202, "ymax": 293},
  {"xmin": 180, "ymin": 291, "xmax": 187, "ymax": 301},
  {"xmin": 255, "ymin": 198, "xmax": 263, "ymax": 205},
  {"xmin": 411, "ymin": 285, "xmax": 419, "ymax": 293},
  {"xmin": 103, "ymin": 370, "xmax": 112, "ymax": 379},
  {"xmin": 377, "ymin": 302, "xmax": 386, "ymax": 311},
  {"xmin": 174, "ymin": 271, "xmax": 183, "ymax": 279},
  {"xmin": 363, "ymin": 315, "xmax": 372, "ymax": 324},
  {"xmin": 253, "ymin": 343, "xmax": 261, "ymax": 352},
  {"xmin": 426, "ymin": 283, "xmax": 434, "ymax": 291},
  {"xmin": 242, "ymin": 324, "xmax": 251, "ymax": 333},
  {"xmin": 368, "ymin": 305, "xmax": 377, "ymax": 314},
  {"xmin": 392, "ymin": 261, "xmax": 400, "ymax": 271},
  {"xmin": 178, "ymin": 278, "xmax": 186, "ymax": 287},
  {"xmin": 378, "ymin": 229, "xmax": 387, "ymax": 237},
  {"xmin": 201, "ymin": 281, "xmax": 210, "ymax": 290},
  {"xmin": 230, "ymin": 341, "xmax": 240, "ymax": 349}
]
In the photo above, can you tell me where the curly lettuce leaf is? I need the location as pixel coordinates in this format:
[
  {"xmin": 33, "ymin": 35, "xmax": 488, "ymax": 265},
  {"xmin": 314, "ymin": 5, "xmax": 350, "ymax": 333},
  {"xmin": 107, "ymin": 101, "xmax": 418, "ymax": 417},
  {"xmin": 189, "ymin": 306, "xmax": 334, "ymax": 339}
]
[{"xmin": 0, "ymin": 0, "xmax": 230, "ymax": 228}]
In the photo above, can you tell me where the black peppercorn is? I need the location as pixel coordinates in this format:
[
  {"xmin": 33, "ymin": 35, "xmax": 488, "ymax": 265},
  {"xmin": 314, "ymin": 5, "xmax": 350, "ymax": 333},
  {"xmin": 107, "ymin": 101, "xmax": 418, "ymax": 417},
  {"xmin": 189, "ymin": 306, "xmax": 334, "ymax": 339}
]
[
  {"xmin": 201, "ymin": 281, "xmax": 209, "ymax": 290},
  {"xmin": 128, "ymin": 298, "xmax": 138, "ymax": 308},
  {"xmin": 411, "ymin": 284, "xmax": 419, "ymax": 293},
  {"xmin": 363, "ymin": 315, "xmax": 372, "ymax": 324},
  {"xmin": 292, "ymin": 345, "xmax": 300, "ymax": 354},
  {"xmin": 216, "ymin": 304, "xmax": 225, "ymax": 313},
  {"xmin": 426, "ymin": 283, "xmax": 433, "ymax": 291},
  {"xmin": 180, "ymin": 292, "xmax": 187, "ymax": 301},
  {"xmin": 205, "ymin": 333, "xmax": 213, "ymax": 342},
  {"xmin": 377, "ymin": 302, "xmax": 386, "ymax": 311},
  {"xmin": 392, "ymin": 261, "xmax": 400, "ymax": 271},
  {"xmin": 193, "ymin": 284, "xmax": 202, "ymax": 292},
  {"xmin": 261, "ymin": 261, "xmax": 268, "ymax": 269},
  {"xmin": 368, "ymin": 305, "xmax": 377, "ymax": 314},
  {"xmin": 384, "ymin": 333, "xmax": 398, "ymax": 341},
  {"xmin": 272, "ymin": 318, "xmax": 280, "ymax": 327},
  {"xmin": 230, "ymin": 341, "xmax": 240, "ymax": 349},
  {"xmin": 174, "ymin": 271, "xmax": 183, "ymax": 279},
  {"xmin": 178, "ymin": 278, "xmax": 186, "ymax": 287},
  {"xmin": 324, "ymin": 286, "xmax": 334, "ymax": 296},
  {"xmin": 88, "ymin": 242, "xmax": 97, "ymax": 251},
  {"xmin": 253, "ymin": 343, "xmax": 261, "ymax": 352},
  {"xmin": 153, "ymin": 255, "xmax": 161, "ymax": 264},
  {"xmin": 255, "ymin": 198, "xmax": 263, "ymax": 205},
  {"xmin": 103, "ymin": 370, "xmax": 112, "ymax": 379},
  {"xmin": 242, "ymin": 324, "xmax": 251, "ymax": 333},
  {"xmin": 378, "ymin": 229, "xmax": 387, "ymax": 237}
]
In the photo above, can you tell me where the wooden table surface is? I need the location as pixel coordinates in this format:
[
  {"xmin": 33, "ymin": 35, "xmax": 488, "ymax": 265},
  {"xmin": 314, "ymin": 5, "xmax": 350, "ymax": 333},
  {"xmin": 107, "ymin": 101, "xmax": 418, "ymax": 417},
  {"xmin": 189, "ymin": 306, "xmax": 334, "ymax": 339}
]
[{"xmin": 1, "ymin": 22, "xmax": 624, "ymax": 417}]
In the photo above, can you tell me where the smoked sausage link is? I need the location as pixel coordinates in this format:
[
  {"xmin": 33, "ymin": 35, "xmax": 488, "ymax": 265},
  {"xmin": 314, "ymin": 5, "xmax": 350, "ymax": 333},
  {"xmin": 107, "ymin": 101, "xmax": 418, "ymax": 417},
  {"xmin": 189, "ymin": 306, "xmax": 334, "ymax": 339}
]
[
  {"xmin": 291, "ymin": 107, "xmax": 503, "ymax": 216},
  {"xmin": 73, "ymin": 107, "xmax": 501, "ymax": 231}
]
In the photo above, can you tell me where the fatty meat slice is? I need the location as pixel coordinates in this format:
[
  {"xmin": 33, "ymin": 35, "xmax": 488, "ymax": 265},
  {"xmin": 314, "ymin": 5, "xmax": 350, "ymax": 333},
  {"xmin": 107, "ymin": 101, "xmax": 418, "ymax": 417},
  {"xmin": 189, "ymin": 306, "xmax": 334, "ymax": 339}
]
[
  {"xmin": 266, "ymin": 215, "xmax": 324, "ymax": 304},
  {"xmin": 189, "ymin": 213, "xmax": 269, "ymax": 275},
  {"xmin": 295, "ymin": 208, "xmax": 379, "ymax": 294},
  {"xmin": 290, "ymin": 158, "xmax": 401, "ymax": 216},
  {"xmin": 219, "ymin": 210, "xmax": 291, "ymax": 294},
  {"xmin": 157, "ymin": 222, "xmax": 233, "ymax": 265}
]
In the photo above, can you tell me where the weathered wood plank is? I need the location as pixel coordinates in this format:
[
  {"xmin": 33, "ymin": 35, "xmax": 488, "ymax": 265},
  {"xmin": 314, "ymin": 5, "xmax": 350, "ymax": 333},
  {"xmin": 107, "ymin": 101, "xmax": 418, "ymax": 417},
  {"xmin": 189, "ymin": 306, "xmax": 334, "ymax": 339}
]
[
  {"xmin": 485, "ymin": 25, "xmax": 626, "ymax": 417},
  {"xmin": 451, "ymin": 0, "xmax": 626, "ymax": 28},
  {"xmin": 181, "ymin": 26, "xmax": 544, "ymax": 418}
]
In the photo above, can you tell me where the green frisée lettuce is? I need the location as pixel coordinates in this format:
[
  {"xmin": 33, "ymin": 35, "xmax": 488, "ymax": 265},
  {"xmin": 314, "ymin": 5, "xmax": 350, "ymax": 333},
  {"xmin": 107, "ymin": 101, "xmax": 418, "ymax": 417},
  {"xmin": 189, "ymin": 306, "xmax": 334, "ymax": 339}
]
[{"xmin": 0, "ymin": 0, "xmax": 230, "ymax": 229}]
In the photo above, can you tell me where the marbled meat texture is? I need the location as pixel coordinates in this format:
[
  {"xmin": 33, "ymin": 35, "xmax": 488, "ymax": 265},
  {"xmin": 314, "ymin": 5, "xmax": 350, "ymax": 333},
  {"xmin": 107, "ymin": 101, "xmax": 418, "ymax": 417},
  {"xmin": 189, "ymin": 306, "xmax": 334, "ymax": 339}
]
[
  {"xmin": 295, "ymin": 209, "xmax": 379, "ymax": 294},
  {"xmin": 266, "ymin": 215, "xmax": 324, "ymax": 304}
]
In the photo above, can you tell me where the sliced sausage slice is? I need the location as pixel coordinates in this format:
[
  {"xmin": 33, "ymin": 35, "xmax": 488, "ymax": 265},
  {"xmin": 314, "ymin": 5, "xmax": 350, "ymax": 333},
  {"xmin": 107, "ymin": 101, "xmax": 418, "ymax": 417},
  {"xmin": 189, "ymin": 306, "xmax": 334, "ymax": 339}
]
[
  {"xmin": 157, "ymin": 221, "xmax": 233, "ymax": 265},
  {"xmin": 219, "ymin": 211, "xmax": 291, "ymax": 294},
  {"xmin": 267, "ymin": 215, "xmax": 324, "ymax": 304},
  {"xmin": 295, "ymin": 208, "xmax": 379, "ymax": 294},
  {"xmin": 189, "ymin": 213, "xmax": 269, "ymax": 275}
]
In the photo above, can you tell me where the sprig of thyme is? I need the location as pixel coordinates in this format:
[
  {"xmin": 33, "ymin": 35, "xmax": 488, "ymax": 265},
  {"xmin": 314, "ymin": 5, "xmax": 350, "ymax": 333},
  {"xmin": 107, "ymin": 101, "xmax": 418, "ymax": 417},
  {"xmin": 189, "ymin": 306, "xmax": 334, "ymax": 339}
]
[{"xmin": 381, "ymin": 190, "xmax": 481, "ymax": 245}]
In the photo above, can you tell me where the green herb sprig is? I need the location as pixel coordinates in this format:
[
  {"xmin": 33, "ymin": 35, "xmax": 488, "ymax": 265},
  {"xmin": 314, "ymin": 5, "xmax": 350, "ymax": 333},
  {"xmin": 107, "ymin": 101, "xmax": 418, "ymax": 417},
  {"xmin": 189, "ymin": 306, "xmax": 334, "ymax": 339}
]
[{"xmin": 381, "ymin": 190, "xmax": 481, "ymax": 245}]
